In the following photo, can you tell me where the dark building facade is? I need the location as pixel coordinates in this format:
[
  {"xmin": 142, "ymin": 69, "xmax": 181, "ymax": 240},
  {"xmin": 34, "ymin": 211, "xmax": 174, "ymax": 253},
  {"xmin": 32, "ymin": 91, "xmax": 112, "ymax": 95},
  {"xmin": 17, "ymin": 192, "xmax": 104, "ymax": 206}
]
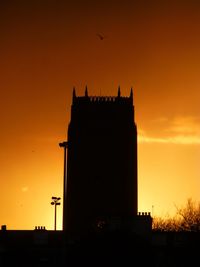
[{"xmin": 63, "ymin": 87, "xmax": 138, "ymax": 237}]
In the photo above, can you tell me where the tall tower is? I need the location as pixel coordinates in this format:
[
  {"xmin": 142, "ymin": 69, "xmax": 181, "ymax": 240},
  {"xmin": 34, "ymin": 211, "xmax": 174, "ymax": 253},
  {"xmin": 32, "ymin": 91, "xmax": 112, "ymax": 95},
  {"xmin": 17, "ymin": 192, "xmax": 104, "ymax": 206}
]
[{"xmin": 63, "ymin": 87, "xmax": 138, "ymax": 237}]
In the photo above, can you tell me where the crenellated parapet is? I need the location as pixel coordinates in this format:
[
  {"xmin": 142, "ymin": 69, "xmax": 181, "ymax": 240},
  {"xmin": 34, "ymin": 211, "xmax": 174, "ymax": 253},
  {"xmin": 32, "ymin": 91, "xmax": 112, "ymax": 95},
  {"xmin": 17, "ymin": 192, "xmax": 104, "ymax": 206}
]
[
  {"xmin": 89, "ymin": 96, "xmax": 119, "ymax": 102},
  {"xmin": 138, "ymin": 212, "xmax": 151, "ymax": 216},
  {"xmin": 72, "ymin": 86, "xmax": 134, "ymax": 105}
]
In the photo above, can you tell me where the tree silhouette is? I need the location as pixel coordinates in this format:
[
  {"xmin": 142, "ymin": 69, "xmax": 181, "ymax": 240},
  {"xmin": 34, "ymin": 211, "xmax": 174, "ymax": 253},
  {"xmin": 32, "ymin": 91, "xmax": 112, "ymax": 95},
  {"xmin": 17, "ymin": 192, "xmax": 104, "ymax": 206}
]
[
  {"xmin": 175, "ymin": 198, "xmax": 200, "ymax": 231},
  {"xmin": 153, "ymin": 198, "xmax": 200, "ymax": 232}
]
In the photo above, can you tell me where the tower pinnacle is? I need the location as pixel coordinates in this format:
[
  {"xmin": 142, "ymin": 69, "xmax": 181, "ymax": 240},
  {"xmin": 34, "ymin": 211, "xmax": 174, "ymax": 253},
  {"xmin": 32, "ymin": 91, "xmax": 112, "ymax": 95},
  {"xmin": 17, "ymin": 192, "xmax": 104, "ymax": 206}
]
[
  {"xmin": 85, "ymin": 86, "xmax": 88, "ymax": 97},
  {"xmin": 73, "ymin": 87, "xmax": 76, "ymax": 103},
  {"xmin": 130, "ymin": 87, "xmax": 133, "ymax": 103},
  {"xmin": 118, "ymin": 86, "xmax": 121, "ymax": 97}
]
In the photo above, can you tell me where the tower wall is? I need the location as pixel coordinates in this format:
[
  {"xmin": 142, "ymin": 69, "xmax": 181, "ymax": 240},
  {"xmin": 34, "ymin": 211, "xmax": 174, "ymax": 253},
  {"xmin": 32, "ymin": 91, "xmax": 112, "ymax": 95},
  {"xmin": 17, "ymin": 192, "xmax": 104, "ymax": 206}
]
[{"xmin": 63, "ymin": 89, "xmax": 138, "ymax": 237}]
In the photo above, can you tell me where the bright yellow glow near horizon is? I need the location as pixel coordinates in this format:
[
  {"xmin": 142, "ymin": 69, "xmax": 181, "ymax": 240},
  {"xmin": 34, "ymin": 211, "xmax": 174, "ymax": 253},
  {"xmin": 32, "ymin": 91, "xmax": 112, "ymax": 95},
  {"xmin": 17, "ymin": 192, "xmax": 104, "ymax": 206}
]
[
  {"xmin": 1, "ymin": 128, "xmax": 199, "ymax": 230},
  {"xmin": 138, "ymin": 141, "xmax": 200, "ymax": 218}
]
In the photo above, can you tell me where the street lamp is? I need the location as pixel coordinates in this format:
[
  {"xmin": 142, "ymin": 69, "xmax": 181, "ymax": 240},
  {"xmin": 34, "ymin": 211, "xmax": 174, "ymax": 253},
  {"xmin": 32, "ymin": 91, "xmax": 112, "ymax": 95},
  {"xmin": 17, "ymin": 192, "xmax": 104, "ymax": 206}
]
[
  {"xmin": 59, "ymin": 141, "xmax": 68, "ymax": 230},
  {"xmin": 59, "ymin": 141, "xmax": 68, "ymax": 188},
  {"xmin": 51, "ymin": 196, "xmax": 61, "ymax": 231}
]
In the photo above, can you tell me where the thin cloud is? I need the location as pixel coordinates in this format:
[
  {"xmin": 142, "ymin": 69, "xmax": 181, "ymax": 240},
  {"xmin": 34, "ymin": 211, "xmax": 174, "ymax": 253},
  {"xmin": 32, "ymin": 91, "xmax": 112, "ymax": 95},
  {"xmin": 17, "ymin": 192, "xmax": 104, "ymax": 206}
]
[
  {"xmin": 167, "ymin": 116, "xmax": 200, "ymax": 135},
  {"xmin": 138, "ymin": 134, "xmax": 200, "ymax": 144},
  {"xmin": 139, "ymin": 116, "xmax": 200, "ymax": 145}
]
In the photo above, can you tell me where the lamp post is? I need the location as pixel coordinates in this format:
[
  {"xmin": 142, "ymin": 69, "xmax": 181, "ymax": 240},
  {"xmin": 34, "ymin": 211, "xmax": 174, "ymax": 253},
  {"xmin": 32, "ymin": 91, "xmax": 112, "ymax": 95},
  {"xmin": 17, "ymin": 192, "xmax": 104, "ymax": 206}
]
[
  {"xmin": 59, "ymin": 141, "xmax": 68, "ymax": 230},
  {"xmin": 51, "ymin": 196, "xmax": 61, "ymax": 230}
]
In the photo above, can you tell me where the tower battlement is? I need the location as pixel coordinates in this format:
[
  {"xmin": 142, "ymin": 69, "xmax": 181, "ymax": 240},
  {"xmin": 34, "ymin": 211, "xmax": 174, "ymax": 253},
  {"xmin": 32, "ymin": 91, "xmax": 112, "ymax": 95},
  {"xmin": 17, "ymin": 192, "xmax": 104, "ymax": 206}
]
[
  {"xmin": 72, "ymin": 86, "xmax": 133, "ymax": 105},
  {"xmin": 71, "ymin": 87, "xmax": 135, "ymax": 124}
]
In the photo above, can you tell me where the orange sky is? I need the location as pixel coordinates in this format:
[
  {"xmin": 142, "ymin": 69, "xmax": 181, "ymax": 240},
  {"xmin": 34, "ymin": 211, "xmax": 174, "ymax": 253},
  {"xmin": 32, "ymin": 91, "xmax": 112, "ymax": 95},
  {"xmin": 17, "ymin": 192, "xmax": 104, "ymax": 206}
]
[{"xmin": 0, "ymin": 0, "xmax": 200, "ymax": 230}]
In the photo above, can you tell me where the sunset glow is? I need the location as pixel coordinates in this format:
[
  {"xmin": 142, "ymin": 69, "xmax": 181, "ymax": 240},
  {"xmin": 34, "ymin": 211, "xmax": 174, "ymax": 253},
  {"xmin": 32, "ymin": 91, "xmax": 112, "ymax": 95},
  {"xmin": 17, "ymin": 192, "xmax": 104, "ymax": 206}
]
[{"xmin": 0, "ymin": 1, "xmax": 200, "ymax": 229}]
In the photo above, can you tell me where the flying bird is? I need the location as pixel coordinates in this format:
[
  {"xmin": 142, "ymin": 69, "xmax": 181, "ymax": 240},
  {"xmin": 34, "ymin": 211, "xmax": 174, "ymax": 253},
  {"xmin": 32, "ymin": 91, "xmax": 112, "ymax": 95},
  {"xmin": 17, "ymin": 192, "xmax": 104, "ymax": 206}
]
[{"xmin": 96, "ymin": 33, "xmax": 107, "ymax": 40}]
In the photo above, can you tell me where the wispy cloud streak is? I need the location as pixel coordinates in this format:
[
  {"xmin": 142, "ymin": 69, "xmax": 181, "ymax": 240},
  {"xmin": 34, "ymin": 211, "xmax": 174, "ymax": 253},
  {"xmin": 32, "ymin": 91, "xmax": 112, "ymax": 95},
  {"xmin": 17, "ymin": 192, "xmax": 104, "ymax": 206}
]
[{"xmin": 138, "ymin": 116, "xmax": 200, "ymax": 145}]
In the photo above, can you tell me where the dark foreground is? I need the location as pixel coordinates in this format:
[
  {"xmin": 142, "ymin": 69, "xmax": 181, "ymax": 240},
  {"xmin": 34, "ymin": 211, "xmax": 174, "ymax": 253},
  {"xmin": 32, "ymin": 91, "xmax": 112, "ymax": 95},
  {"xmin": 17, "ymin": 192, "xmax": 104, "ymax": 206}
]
[{"xmin": 0, "ymin": 230, "xmax": 199, "ymax": 266}]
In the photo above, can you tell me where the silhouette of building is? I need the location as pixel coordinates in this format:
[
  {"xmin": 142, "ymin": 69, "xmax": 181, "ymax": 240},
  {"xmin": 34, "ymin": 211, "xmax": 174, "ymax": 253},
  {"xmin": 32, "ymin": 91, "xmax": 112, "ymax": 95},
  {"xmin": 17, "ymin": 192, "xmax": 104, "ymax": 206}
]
[{"xmin": 64, "ymin": 87, "xmax": 139, "ymax": 238}]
